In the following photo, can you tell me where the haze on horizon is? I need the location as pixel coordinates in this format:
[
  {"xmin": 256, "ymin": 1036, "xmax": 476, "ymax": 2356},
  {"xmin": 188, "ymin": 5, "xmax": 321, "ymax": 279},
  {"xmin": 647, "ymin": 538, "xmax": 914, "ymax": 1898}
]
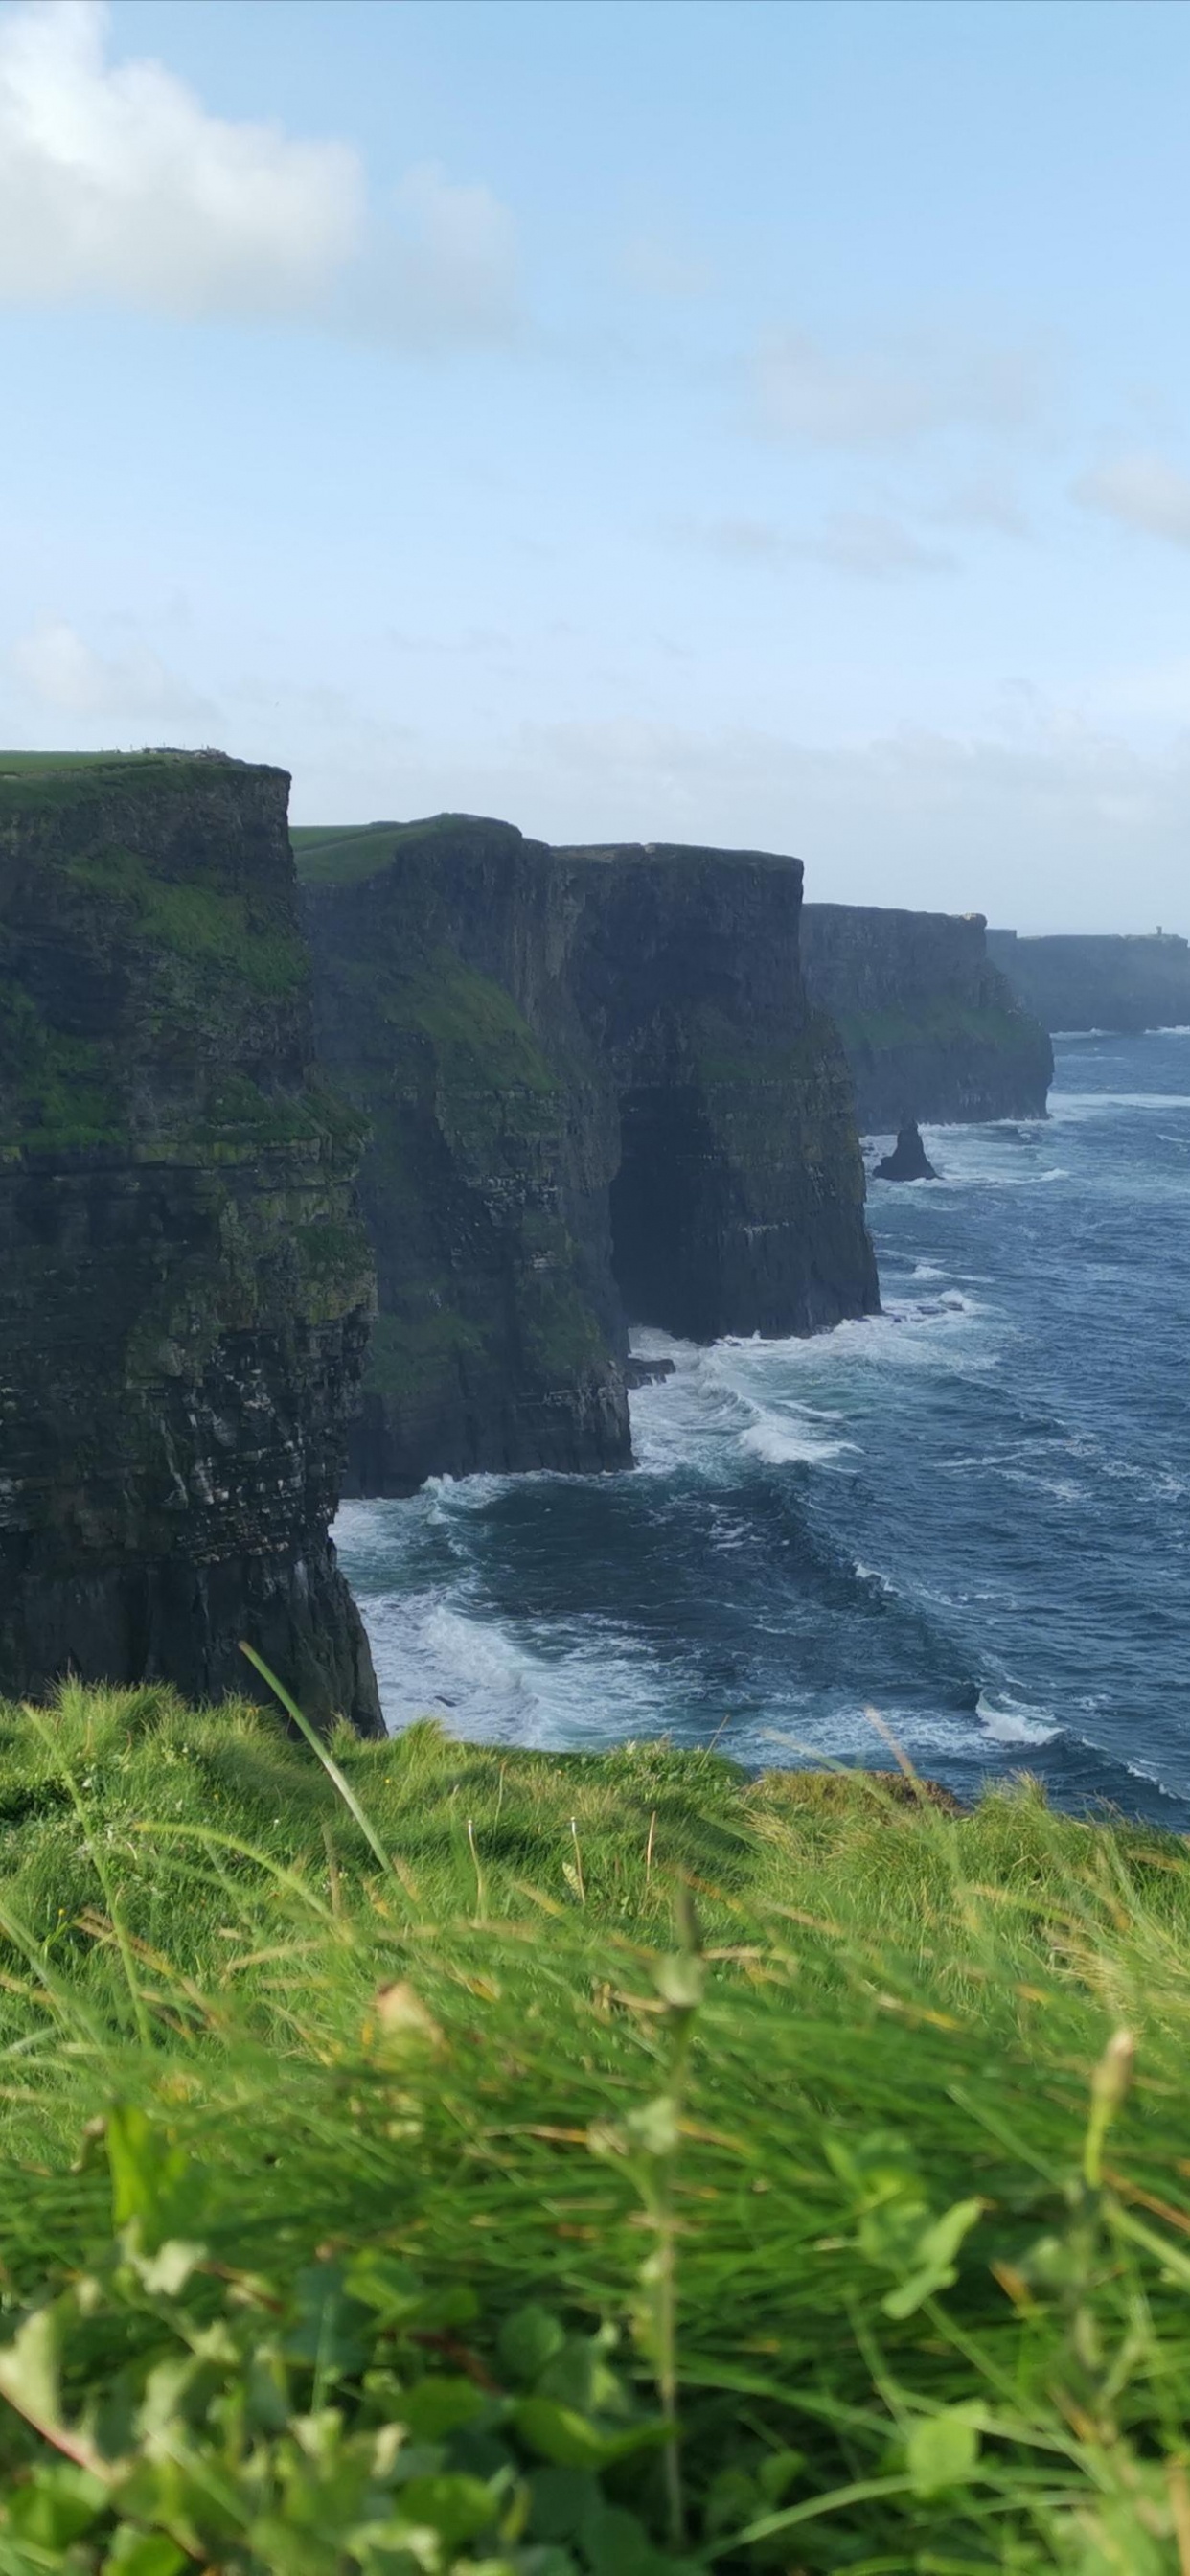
[{"xmin": 3, "ymin": 0, "xmax": 1190, "ymax": 932}]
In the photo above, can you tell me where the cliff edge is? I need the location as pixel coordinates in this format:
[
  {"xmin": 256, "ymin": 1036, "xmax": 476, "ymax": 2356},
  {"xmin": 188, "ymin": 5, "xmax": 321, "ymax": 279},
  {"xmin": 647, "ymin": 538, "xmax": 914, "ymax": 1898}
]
[
  {"xmin": 0, "ymin": 753, "xmax": 380, "ymax": 1733},
  {"xmin": 801, "ymin": 903, "xmax": 1052, "ymax": 1128},
  {"xmin": 298, "ymin": 816, "xmax": 878, "ymax": 1495},
  {"xmin": 987, "ymin": 929, "xmax": 1190, "ymax": 1034}
]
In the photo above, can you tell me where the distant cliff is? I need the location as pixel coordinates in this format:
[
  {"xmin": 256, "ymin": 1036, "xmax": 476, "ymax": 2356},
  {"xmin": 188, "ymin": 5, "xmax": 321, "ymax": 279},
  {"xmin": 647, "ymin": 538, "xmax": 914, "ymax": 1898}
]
[
  {"xmin": 298, "ymin": 816, "xmax": 879, "ymax": 1496},
  {"xmin": 801, "ymin": 904, "xmax": 1052, "ymax": 1128},
  {"xmin": 0, "ymin": 754, "xmax": 380, "ymax": 1732},
  {"xmin": 987, "ymin": 929, "xmax": 1190, "ymax": 1034}
]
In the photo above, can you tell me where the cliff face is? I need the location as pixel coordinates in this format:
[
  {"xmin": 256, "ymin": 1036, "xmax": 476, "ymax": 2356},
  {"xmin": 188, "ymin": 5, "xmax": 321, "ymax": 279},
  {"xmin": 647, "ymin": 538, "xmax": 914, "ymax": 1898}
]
[
  {"xmin": 558, "ymin": 843, "xmax": 879, "ymax": 1340},
  {"xmin": 298, "ymin": 816, "xmax": 878, "ymax": 1495},
  {"xmin": 987, "ymin": 929, "xmax": 1190, "ymax": 1034},
  {"xmin": 301, "ymin": 817, "xmax": 629, "ymax": 1495},
  {"xmin": 801, "ymin": 904, "xmax": 1053, "ymax": 1129},
  {"xmin": 0, "ymin": 754, "xmax": 380, "ymax": 1733}
]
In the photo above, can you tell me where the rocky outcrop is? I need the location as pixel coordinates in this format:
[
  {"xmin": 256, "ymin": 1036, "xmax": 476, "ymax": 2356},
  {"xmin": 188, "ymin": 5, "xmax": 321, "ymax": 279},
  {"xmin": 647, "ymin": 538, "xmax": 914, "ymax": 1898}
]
[
  {"xmin": 874, "ymin": 1120, "xmax": 937, "ymax": 1182},
  {"xmin": 0, "ymin": 753, "xmax": 380, "ymax": 1733},
  {"xmin": 801, "ymin": 904, "xmax": 1052, "ymax": 1128},
  {"xmin": 298, "ymin": 816, "xmax": 879, "ymax": 1496},
  {"xmin": 987, "ymin": 929, "xmax": 1190, "ymax": 1034}
]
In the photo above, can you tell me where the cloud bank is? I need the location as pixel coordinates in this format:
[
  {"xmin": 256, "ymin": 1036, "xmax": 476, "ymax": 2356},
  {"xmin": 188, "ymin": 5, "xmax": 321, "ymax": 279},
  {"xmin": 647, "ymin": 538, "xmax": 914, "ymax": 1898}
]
[
  {"xmin": 0, "ymin": 0, "xmax": 362, "ymax": 317},
  {"xmin": 8, "ymin": 619, "xmax": 212, "ymax": 720},
  {"xmin": 0, "ymin": 2, "xmax": 519, "ymax": 344},
  {"xmin": 754, "ymin": 327, "xmax": 1048, "ymax": 449},
  {"xmin": 1076, "ymin": 451, "xmax": 1190, "ymax": 548},
  {"xmin": 283, "ymin": 707, "xmax": 1189, "ymax": 933}
]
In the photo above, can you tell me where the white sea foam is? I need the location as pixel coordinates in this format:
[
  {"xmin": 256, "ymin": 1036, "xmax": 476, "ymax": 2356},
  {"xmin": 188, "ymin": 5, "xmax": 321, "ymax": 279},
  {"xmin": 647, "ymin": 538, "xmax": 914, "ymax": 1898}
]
[
  {"xmin": 738, "ymin": 1413, "xmax": 858, "ymax": 1466},
  {"xmin": 854, "ymin": 1560, "xmax": 900, "ymax": 1597},
  {"xmin": 976, "ymin": 1691, "xmax": 1059, "ymax": 1745},
  {"xmin": 1048, "ymin": 1091, "xmax": 1190, "ymax": 1120}
]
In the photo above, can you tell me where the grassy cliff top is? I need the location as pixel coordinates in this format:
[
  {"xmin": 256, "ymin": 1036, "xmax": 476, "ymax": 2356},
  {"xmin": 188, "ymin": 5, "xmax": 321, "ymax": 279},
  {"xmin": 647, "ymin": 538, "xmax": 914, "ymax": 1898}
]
[
  {"xmin": 0, "ymin": 748, "xmax": 286, "ymax": 816},
  {"xmin": 0, "ymin": 1681, "xmax": 1187, "ymax": 2567},
  {"xmin": 293, "ymin": 816, "xmax": 806, "ymax": 890},
  {"xmin": 293, "ymin": 812, "xmax": 520, "ymax": 887},
  {"xmin": 555, "ymin": 837, "xmax": 802, "ymax": 873}
]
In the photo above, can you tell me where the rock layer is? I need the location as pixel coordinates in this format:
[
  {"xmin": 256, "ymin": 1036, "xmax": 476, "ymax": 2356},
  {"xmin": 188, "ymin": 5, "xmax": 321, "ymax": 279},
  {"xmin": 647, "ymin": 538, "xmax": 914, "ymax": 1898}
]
[
  {"xmin": 0, "ymin": 754, "xmax": 380, "ymax": 1732},
  {"xmin": 801, "ymin": 904, "xmax": 1052, "ymax": 1128},
  {"xmin": 297, "ymin": 816, "xmax": 879, "ymax": 1495},
  {"xmin": 987, "ymin": 929, "xmax": 1190, "ymax": 1034}
]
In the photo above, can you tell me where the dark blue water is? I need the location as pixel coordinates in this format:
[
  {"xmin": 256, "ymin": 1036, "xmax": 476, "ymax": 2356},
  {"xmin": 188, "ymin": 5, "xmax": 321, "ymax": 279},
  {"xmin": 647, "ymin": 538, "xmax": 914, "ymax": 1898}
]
[{"xmin": 335, "ymin": 1031, "xmax": 1190, "ymax": 1825}]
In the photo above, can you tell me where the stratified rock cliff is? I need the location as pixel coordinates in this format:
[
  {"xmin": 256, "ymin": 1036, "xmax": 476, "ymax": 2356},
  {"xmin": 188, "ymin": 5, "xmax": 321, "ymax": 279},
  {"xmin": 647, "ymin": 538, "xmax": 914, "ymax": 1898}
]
[
  {"xmin": 987, "ymin": 929, "xmax": 1190, "ymax": 1034},
  {"xmin": 301, "ymin": 816, "xmax": 629, "ymax": 1494},
  {"xmin": 558, "ymin": 841, "xmax": 880, "ymax": 1340},
  {"xmin": 801, "ymin": 904, "xmax": 1052, "ymax": 1129},
  {"xmin": 298, "ymin": 816, "xmax": 878, "ymax": 1495},
  {"xmin": 0, "ymin": 754, "xmax": 381, "ymax": 1733}
]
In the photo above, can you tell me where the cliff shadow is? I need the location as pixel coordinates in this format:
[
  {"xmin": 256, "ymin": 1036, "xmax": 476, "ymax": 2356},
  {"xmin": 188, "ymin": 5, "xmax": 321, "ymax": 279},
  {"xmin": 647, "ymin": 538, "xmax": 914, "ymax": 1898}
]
[{"xmin": 609, "ymin": 1080, "xmax": 721, "ymax": 1343}]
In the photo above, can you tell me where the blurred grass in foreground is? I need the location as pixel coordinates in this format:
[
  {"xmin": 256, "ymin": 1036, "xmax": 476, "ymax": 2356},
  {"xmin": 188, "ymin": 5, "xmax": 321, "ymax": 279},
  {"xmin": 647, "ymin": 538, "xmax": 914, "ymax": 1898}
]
[{"xmin": 0, "ymin": 1680, "xmax": 1189, "ymax": 2568}]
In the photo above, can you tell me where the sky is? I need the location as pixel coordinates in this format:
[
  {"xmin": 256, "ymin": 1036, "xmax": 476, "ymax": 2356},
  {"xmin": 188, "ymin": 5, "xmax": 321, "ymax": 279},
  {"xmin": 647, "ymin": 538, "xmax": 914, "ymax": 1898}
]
[{"xmin": 3, "ymin": 2, "xmax": 1190, "ymax": 927}]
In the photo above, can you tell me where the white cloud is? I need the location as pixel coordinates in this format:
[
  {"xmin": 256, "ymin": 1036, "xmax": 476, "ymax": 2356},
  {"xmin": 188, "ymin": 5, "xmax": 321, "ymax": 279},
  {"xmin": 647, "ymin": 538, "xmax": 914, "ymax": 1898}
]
[
  {"xmin": 0, "ymin": 0, "xmax": 363, "ymax": 317},
  {"xmin": 0, "ymin": 4, "xmax": 520, "ymax": 347},
  {"xmin": 800, "ymin": 511, "xmax": 952, "ymax": 580},
  {"xmin": 360, "ymin": 161, "xmax": 520, "ymax": 349},
  {"xmin": 9, "ymin": 619, "xmax": 213, "ymax": 719},
  {"xmin": 675, "ymin": 510, "xmax": 951, "ymax": 580},
  {"xmin": 931, "ymin": 473, "xmax": 1030, "ymax": 538},
  {"xmin": 754, "ymin": 328, "xmax": 1047, "ymax": 449},
  {"xmin": 1075, "ymin": 451, "xmax": 1190, "ymax": 547}
]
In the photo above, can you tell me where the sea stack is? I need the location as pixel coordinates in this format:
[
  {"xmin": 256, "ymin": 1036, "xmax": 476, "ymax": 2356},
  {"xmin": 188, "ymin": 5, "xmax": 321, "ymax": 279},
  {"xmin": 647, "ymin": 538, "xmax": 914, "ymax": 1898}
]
[
  {"xmin": 0, "ymin": 752, "xmax": 381, "ymax": 1733},
  {"xmin": 874, "ymin": 1119, "xmax": 938, "ymax": 1181}
]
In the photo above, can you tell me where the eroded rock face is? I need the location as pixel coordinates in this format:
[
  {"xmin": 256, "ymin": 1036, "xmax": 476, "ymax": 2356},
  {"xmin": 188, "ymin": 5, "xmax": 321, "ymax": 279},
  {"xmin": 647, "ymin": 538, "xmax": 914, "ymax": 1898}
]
[
  {"xmin": 801, "ymin": 905, "xmax": 1052, "ymax": 1128},
  {"xmin": 558, "ymin": 841, "xmax": 880, "ymax": 1341},
  {"xmin": 987, "ymin": 929, "xmax": 1190, "ymax": 1034},
  {"xmin": 299, "ymin": 816, "xmax": 879, "ymax": 1494},
  {"xmin": 0, "ymin": 754, "xmax": 380, "ymax": 1732}
]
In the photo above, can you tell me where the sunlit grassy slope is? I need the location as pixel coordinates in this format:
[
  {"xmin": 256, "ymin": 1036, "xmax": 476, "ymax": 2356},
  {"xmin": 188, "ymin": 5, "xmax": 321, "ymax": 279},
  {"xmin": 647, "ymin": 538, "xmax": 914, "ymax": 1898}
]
[{"xmin": 2, "ymin": 1684, "xmax": 1190, "ymax": 2569}]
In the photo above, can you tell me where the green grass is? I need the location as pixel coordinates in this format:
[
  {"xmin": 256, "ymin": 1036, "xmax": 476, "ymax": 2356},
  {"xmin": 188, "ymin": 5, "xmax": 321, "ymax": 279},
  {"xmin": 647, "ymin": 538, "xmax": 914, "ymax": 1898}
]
[
  {"xmin": 835, "ymin": 1000, "xmax": 1045, "ymax": 1056},
  {"xmin": 292, "ymin": 816, "xmax": 498, "ymax": 888},
  {"xmin": 2, "ymin": 1683, "xmax": 1190, "ymax": 2570},
  {"xmin": 0, "ymin": 752, "xmax": 140, "ymax": 773}
]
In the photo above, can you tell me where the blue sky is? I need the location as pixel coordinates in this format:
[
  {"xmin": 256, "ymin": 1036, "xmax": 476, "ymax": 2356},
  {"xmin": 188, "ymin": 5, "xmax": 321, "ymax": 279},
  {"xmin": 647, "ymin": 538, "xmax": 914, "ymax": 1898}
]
[{"xmin": 4, "ymin": 0, "xmax": 1190, "ymax": 926}]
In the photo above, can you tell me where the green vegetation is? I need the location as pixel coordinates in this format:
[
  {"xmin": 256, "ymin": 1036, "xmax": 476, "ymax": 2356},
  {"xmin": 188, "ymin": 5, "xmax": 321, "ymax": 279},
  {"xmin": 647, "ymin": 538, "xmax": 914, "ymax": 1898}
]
[
  {"xmin": 364, "ymin": 1309, "xmax": 489, "ymax": 1403},
  {"xmin": 2, "ymin": 1682, "xmax": 1190, "ymax": 2568},
  {"xmin": 0, "ymin": 981, "xmax": 121, "ymax": 1152},
  {"xmin": 0, "ymin": 754, "xmax": 261, "ymax": 820},
  {"xmin": 835, "ymin": 999, "xmax": 1042, "ymax": 1056},
  {"xmin": 293, "ymin": 816, "xmax": 492, "ymax": 890},
  {"xmin": 57, "ymin": 841, "xmax": 307, "ymax": 1000}
]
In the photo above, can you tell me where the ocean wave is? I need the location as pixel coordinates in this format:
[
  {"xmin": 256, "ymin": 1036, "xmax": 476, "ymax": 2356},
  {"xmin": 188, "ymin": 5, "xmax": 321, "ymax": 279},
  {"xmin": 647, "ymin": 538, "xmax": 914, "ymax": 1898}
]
[
  {"xmin": 854, "ymin": 1560, "xmax": 901, "ymax": 1598},
  {"xmin": 1049, "ymin": 1092, "xmax": 1190, "ymax": 1118},
  {"xmin": 738, "ymin": 1413, "xmax": 859, "ymax": 1466},
  {"xmin": 976, "ymin": 1690, "xmax": 1059, "ymax": 1745}
]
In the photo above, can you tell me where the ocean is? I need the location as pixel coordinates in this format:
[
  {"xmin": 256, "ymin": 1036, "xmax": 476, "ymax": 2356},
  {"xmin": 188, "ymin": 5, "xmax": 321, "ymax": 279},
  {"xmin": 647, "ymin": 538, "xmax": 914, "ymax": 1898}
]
[{"xmin": 335, "ymin": 1028, "xmax": 1190, "ymax": 1826}]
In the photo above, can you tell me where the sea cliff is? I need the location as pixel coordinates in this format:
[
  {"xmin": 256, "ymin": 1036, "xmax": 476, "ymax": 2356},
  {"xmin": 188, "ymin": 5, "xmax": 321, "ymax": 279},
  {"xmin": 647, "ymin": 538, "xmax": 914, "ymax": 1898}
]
[
  {"xmin": 298, "ymin": 815, "xmax": 879, "ymax": 1495},
  {"xmin": 0, "ymin": 753, "xmax": 380, "ymax": 1733},
  {"xmin": 801, "ymin": 902, "xmax": 1053, "ymax": 1127},
  {"xmin": 987, "ymin": 928, "xmax": 1190, "ymax": 1033}
]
